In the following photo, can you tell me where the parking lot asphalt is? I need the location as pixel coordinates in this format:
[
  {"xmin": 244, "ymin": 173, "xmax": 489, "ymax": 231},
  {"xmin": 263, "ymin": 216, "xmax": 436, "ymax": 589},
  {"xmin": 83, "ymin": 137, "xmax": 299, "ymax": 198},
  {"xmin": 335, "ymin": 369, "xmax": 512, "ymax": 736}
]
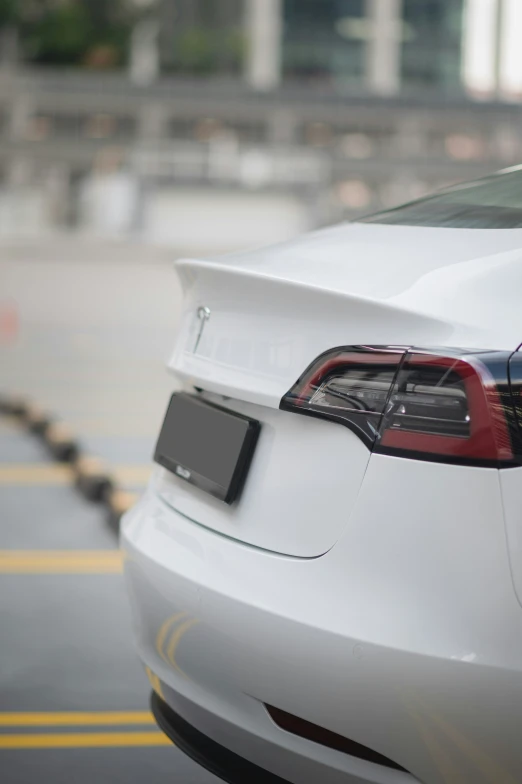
[{"xmin": 0, "ymin": 239, "xmax": 219, "ymax": 783}]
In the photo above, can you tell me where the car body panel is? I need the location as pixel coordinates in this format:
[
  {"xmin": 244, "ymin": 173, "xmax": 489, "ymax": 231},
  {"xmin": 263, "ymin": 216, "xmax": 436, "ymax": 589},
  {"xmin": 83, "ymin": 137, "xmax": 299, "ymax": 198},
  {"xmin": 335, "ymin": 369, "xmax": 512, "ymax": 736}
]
[
  {"xmin": 122, "ymin": 453, "xmax": 522, "ymax": 784},
  {"xmin": 499, "ymin": 466, "xmax": 522, "ymax": 609}
]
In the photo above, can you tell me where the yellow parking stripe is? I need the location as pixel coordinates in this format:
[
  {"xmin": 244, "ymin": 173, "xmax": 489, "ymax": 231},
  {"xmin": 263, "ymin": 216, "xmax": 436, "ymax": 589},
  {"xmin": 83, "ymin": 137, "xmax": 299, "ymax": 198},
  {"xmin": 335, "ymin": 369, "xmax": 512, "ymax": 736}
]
[
  {"xmin": 0, "ymin": 712, "xmax": 154, "ymax": 727},
  {"xmin": 0, "ymin": 465, "xmax": 72, "ymax": 485},
  {"xmin": 0, "ymin": 464, "xmax": 151, "ymax": 486},
  {"xmin": 0, "ymin": 550, "xmax": 124, "ymax": 574},
  {"xmin": 0, "ymin": 732, "xmax": 170, "ymax": 749}
]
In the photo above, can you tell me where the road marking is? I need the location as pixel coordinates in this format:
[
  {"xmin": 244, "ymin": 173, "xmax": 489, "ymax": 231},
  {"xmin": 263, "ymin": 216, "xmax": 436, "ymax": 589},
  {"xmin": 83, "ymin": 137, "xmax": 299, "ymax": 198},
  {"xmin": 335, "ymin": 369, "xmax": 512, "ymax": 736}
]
[
  {"xmin": 0, "ymin": 465, "xmax": 72, "ymax": 485},
  {"xmin": 0, "ymin": 712, "xmax": 154, "ymax": 727},
  {"xmin": 0, "ymin": 464, "xmax": 151, "ymax": 486},
  {"xmin": 0, "ymin": 731, "xmax": 170, "ymax": 749},
  {"xmin": 0, "ymin": 550, "xmax": 124, "ymax": 574}
]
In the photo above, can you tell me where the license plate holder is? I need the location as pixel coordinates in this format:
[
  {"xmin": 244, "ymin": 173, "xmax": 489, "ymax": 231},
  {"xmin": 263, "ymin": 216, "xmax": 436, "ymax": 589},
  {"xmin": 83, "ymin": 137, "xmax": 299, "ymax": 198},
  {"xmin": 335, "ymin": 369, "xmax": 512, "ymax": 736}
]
[{"xmin": 154, "ymin": 393, "xmax": 260, "ymax": 505}]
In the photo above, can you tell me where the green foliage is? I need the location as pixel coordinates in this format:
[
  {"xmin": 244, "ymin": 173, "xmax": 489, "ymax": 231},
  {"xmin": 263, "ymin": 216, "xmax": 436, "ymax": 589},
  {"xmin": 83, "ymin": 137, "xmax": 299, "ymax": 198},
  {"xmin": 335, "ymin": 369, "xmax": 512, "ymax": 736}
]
[
  {"xmin": 170, "ymin": 27, "xmax": 244, "ymax": 75},
  {"xmin": 26, "ymin": 4, "xmax": 92, "ymax": 64},
  {"xmin": 0, "ymin": 0, "xmax": 18, "ymax": 26},
  {"xmin": 0, "ymin": 1, "xmax": 246, "ymax": 73},
  {"xmin": 0, "ymin": 0, "xmax": 137, "ymax": 67}
]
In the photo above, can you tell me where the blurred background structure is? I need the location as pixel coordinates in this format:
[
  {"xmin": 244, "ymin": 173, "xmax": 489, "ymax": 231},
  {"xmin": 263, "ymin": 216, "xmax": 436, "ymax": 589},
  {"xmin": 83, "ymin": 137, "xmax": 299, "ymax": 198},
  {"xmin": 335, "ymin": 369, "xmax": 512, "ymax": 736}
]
[{"xmin": 0, "ymin": 0, "xmax": 521, "ymax": 250}]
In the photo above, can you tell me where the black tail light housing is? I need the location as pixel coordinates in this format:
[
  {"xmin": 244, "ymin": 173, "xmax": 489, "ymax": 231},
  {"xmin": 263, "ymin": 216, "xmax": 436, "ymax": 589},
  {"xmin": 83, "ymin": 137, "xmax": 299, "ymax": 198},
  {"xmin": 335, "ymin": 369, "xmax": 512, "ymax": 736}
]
[{"xmin": 280, "ymin": 346, "xmax": 522, "ymax": 468}]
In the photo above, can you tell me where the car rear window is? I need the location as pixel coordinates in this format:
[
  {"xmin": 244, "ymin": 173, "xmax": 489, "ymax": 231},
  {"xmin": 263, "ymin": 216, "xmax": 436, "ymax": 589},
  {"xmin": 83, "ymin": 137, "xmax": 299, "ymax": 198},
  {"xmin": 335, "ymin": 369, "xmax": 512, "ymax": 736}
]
[{"xmin": 361, "ymin": 168, "xmax": 522, "ymax": 229}]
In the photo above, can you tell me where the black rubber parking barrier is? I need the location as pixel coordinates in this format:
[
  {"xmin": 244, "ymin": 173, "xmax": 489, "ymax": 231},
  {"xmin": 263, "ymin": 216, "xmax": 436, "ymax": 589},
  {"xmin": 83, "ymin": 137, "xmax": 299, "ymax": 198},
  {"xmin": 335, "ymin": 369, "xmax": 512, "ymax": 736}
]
[
  {"xmin": 44, "ymin": 422, "xmax": 80, "ymax": 463},
  {"xmin": 22, "ymin": 403, "xmax": 53, "ymax": 437},
  {"xmin": 0, "ymin": 393, "xmax": 29, "ymax": 418},
  {"xmin": 0, "ymin": 392, "xmax": 136, "ymax": 530},
  {"xmin": 73, "ymin": 455, "xmax": 115, "ymax": 502}
]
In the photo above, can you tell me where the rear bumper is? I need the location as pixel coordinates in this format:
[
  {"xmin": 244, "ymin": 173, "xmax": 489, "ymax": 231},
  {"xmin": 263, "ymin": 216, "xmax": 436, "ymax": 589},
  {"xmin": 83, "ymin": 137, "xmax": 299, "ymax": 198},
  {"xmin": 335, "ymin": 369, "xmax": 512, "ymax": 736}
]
[
  {"xmin": 122, "ymin": 454, "xmax": 522, "ymax": 784},
  {"xmin": 151, "ymin": 691, "xmax": 290, "ymax": 784}
]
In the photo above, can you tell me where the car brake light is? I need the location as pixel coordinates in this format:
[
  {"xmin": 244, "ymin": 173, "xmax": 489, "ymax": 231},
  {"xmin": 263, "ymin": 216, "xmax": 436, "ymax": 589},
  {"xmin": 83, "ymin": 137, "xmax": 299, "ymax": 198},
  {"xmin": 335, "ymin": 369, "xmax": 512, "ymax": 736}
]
[
  {"xmin": 280, "ymin": 346, "xmax": 518, "ymax": 466},
  {"xmin": 377, "ymin": 352, "xmax": 513, "ymax": 464}
]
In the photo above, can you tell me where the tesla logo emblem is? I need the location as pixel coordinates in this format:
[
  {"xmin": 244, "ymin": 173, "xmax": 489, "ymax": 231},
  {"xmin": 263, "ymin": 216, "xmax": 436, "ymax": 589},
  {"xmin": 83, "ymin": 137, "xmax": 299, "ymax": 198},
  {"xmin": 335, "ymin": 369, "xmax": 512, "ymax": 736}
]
[{"xmin": 193, "ymin": 306, "xmax": 210, "ymax": 354}]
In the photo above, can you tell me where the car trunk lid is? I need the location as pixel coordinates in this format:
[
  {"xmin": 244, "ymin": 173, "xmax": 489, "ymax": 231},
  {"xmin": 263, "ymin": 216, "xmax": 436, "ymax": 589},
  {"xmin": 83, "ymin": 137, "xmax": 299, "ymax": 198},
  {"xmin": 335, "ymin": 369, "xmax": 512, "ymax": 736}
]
[{"xmin": 154, "ymin": 222, "xmax": 522, "ymax": 556}]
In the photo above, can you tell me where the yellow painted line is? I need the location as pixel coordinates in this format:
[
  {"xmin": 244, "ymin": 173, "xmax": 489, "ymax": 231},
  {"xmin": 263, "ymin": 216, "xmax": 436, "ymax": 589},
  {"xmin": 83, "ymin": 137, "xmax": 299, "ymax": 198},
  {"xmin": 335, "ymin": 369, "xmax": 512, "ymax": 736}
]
[
  {"xmin": 0, "ymin": 464, "xmax": 151, "ymax": 486},
  {"xmin": 0, "ymin": 712, "xmax": 154, "ymax": 727},
  {"xmin": 0, "ymin": 465, "xmax": 72, "ymax": 485},
  {"xmin": 0, "ymin": 550, "xmax": 124, "ymax": 574},
  {"xmin": 0, "ymin": 731, "xmax": 170, "ymax": 749}
]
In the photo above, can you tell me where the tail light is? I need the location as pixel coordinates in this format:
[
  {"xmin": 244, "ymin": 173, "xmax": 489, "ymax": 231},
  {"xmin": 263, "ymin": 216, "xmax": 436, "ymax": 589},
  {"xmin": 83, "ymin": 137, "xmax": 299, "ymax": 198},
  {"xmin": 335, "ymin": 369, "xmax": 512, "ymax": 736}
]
[{"xmin": 280, "ymin": 346, "xmax": 519, "ymax": 467}]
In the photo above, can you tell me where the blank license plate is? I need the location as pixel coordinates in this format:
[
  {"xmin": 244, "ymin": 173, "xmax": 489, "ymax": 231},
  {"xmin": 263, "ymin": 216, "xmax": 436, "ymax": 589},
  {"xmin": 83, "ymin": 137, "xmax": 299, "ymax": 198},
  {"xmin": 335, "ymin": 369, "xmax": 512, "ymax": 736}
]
[{"xmin": 154, "ymin": 393, "xmax": 260, "ymax": 504}]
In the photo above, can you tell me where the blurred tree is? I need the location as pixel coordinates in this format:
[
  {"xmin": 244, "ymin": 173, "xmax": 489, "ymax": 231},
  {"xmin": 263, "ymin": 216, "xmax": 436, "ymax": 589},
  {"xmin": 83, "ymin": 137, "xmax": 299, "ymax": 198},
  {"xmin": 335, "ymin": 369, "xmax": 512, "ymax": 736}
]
[
  {"xmin": 174, "ymin": 28, "xmax": 244, "ymax": 75},
  {"xmin": 159, "ymin": 0, "xmax": 244, "ymax": 76},
  {"xmin": 0, "ymin": 0, "xmax": 18, "ymax": 26},
  {"xmin": 0, "ymin": 0, "xmax": 139, "ymax": 67}
]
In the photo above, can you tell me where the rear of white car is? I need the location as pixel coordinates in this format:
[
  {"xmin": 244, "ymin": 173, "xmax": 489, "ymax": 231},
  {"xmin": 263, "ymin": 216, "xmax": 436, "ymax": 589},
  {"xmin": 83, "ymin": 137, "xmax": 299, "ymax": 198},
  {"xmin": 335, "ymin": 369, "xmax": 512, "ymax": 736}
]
[{"xmin": 122, "ymin": 171, "xmax": 522, "ymax": 784}]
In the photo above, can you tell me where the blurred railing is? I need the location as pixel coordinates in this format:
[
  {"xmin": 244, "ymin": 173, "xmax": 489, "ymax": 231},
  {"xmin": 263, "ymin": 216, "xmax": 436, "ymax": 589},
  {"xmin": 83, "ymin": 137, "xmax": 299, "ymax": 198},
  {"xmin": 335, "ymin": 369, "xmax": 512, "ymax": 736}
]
[{"xmin": 0, "ymin": 67, "xmax": 521, "ymax": 246}]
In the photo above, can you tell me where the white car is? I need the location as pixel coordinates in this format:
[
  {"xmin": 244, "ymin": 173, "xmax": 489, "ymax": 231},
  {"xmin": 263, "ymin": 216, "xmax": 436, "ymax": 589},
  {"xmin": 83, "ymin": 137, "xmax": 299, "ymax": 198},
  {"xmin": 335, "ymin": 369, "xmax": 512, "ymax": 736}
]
[{"xmin": 122, "ymin": 167, "xmax": 522, "ymax": 784}]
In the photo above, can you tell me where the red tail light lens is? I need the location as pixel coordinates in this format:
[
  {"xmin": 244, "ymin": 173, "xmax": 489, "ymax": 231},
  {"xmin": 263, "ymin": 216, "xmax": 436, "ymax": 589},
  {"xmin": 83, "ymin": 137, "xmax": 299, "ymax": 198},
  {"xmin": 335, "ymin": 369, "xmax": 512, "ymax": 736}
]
[
  {"xmin": 281, "ymin": 346, "xmax": 517, "ymax": 466},
  {"xmin": 377, "ymin": 352, "xmax": 513, "ymax": 464}
]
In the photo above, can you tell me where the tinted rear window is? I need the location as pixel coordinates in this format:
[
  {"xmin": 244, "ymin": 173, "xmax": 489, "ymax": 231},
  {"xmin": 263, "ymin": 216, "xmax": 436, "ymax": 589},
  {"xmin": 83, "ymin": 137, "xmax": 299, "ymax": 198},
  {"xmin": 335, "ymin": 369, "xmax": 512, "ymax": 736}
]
[{"xmin": 361, "ymin": 169, "xmax": 522, "ymax": 229}]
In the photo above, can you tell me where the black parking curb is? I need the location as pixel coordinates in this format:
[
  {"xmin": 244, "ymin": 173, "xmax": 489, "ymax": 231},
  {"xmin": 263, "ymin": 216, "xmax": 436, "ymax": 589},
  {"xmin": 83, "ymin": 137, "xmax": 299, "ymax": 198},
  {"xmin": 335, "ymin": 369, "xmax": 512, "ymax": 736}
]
[
  {"xmin": 44, "ymin": 422, "xmax": 80, "ymax": 463},
  {"xmin": 0, "ymin": 394, "xmax": 29, "ymax": 418},
  {"xmin": 72, "ymin": 455, "xmax": 112, "ymax": 500},
  {"xmin": 21, "ymin": 403, "xmax": 53, "ymax": 438},
  {"xmin": 0, "ymin": 393, "xmax": 137, "ymax": 530}
]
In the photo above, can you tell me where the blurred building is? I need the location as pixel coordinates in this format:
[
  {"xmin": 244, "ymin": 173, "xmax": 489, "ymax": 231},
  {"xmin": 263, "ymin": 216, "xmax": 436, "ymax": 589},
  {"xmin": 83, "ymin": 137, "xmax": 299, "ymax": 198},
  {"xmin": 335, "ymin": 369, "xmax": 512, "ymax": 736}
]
[
  {"xmin": 0, "ymin": 0, "xmax": 522, "ymax": 249},
  {"xmin": 152, "ymin": 0, "xmax": 522, "ymax": 99}
]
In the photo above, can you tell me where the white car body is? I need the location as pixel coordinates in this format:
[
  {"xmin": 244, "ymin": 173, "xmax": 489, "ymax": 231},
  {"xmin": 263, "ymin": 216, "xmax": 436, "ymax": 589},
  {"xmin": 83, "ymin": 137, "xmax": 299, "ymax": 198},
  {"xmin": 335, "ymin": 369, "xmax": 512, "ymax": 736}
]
[{"xmin": 122, "ymin": 174, "xmax": 522, "ymax": 784}]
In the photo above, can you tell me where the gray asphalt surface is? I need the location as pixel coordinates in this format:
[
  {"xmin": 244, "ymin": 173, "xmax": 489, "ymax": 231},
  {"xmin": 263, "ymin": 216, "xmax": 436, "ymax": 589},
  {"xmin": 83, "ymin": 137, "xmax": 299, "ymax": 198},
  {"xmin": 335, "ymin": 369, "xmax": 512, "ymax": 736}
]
[{"xmin": 0, "ymin": 239, "xmax": 219, "ymax": 783}]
